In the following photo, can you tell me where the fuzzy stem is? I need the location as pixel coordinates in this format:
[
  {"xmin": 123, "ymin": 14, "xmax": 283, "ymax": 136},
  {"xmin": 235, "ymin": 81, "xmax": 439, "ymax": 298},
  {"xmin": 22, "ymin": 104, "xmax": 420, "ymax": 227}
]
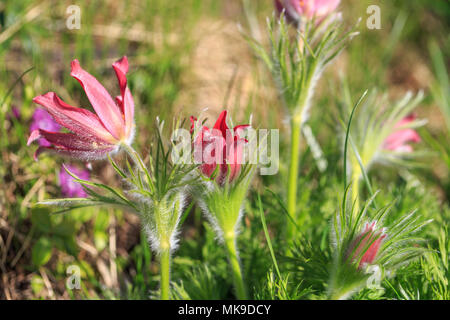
[
  {"xmin": 285, "ymin": 56, "xmax": 319, "ymax": 241},
  {"xmin": 224, "ymin": 235, "xmax": 248, "ymax": 300},
  {"xmin": 329, "ymin": 289, "xmax": 348, "ymax": 300},
  {"xmin": 159, "ymin": 248, "xmax": 171, "ymax": 300},
  {"xmin": 328, "ymin": 277, "xmax": 364, "ymax": 300},
  {"xmin": 286, "ymin": 115, "xmax": 302, "ymax": 240}
]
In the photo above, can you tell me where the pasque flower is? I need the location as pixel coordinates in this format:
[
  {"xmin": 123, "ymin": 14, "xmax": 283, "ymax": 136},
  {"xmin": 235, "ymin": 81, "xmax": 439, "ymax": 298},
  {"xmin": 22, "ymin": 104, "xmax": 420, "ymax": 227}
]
[
  {"xmin": 275, "ymin": 0, "xmax": 340, "ymax": 23},
  {"xmin": 59, "ymin": 164, "xmax": 90, "ymax": 198},
  {"xmin": 328, "ymin": 191, "xmax": 430, "ymax": 300},
  {"xmin": 190, "ymin": 110, "xmax": 249, "ymax": 185},
  {"xmin": 29, "ymin": 108, "xmax": 61, "ymax": 147},
  {"xmin": 383, "ymin": 115, "xmax": 421, "ymax": 152},
  {"xmin": 190, "ymin": 110, "xmax": 255, "ymax": 299},
  {"xmin": 346, "ymin": 222, "xmax": 386, "ymax": 269},
  {"xmin": 28, "ymin": 56, "xmax": 135, "ymax": 161}
]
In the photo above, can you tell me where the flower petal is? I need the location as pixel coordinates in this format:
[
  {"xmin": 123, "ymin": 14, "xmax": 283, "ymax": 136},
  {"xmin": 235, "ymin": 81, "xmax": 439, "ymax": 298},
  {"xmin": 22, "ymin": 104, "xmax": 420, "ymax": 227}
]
[
  {"xmin": 70, "ymin": 59, "xmax": 125, "ymax": 139},
  {"xmin": 29, "ymin": 129, "xmax": 111, "ymax": 151},
  {"xmin": 33, "ymin": 92, "xmax": 116, "ymax": 143},
  {"xmin": 112, "ymin": 56, "xmax": 135, "ymax": 139},
  {"xmin": 33, "ymin": 145, "xmax": 116, "ymax": 162},
  {"xmin": 213, "ymin": 110, "xmax": 229, "ymax": 138}
]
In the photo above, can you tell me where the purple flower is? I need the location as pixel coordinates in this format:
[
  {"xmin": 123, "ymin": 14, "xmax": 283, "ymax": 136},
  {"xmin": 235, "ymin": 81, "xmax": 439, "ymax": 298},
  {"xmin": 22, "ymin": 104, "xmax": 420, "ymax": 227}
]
[
  {"xmin": 12, "ymin": 106, "xmax": 21, "ymax": 119},
  {"xmin": 30, "ymin": 108, "xmax": 61, "ymax": 147},
  {"xmin": 59, "ymin": 164, "xmax": 90, "ymax": 198}
]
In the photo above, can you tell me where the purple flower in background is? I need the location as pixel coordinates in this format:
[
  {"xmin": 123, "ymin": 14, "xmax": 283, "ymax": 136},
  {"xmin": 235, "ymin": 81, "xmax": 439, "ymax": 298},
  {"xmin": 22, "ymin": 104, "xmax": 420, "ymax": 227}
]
[
  {"xmin": 59, "ymin": 164, "xmax": 90, "ymax": 198},
  {"xmin": 30, "ymin": 108, "xmax": 61, "ymax": 147},
  {"xmin": 12, "ymin": 106, "xmax": 21, "ymax": 119}
]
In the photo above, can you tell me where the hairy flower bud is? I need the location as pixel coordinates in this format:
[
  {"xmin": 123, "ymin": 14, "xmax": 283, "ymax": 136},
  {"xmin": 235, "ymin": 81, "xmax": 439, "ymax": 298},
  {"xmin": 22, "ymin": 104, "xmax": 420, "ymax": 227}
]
[
  {"xmin": 346, "ymin": 222, "xmax": 386, "ymax": 269},
  {"xmin": 383, "ymin": 115, "xmax": 421, "ymax": 152}
]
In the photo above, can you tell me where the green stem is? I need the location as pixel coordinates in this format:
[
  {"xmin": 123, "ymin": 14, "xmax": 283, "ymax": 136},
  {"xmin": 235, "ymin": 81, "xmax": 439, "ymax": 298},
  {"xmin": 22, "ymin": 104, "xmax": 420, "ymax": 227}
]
[
  {"xmin": 286, "ymin": 116, "xmax": 302, "ymax": 240},
  {"xmin": 159, "ymin": 249, "xmax": 171, "ymax": 300},
  {"xmin": 224, "ymin": 236, "xmax": 248, "ymax": 300},
  {"xmin": 120, "ymin": 142, "xmax": 147, "ymax": 172},
  {"xmin": 285, "ymin": 57, "xmax": 318, "ymax": 241},
  {"xmin": 351, "ymin": 164, "xmax": 361, "ymax": 215}
]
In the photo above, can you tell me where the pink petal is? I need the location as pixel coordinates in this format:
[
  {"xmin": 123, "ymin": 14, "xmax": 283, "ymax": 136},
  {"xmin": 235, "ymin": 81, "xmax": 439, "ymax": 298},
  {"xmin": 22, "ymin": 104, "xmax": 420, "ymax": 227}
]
[
  {"xmin": 233, "ymin": 124, "xmax": 250, "ymax": 140},
  {"xmin": 112, "ymin": 56, "xmax": 134, "ymax": 139},
  {"xmin": 33, "ymin": 92, "xmax": 116, "ymax": 144},
  {"xmin": 70, "ymin": 59, "xmax": 125, "ymax": 140},
  {"xmin": 384, "ymin": 129, "xmax": 421, "ymax": 151},
  {"xmin": 190, "ymin": 116, "xmax": 197, "ymax": 134},
  {"xmin": 213, "ymin": 110, "xmax": 229, "ymax": 138},
  {"xmin": 33, "ymin": 145, "xmax": 116, "ymax": 162},
  {"xmin": 29, "ymin": 129, "xmax": 111, "ymax": 151},
  {"xmin": 225, "ymin": 138, "xmax": 245, "ymax": 182}
]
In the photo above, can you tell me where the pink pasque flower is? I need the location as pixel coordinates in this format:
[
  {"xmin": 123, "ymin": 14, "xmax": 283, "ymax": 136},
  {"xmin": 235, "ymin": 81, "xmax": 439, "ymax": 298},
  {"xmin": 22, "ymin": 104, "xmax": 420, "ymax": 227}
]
[
  {"xmin": 29, "ymin": 108, "xmax": 61, "ymax": 147},
  {"xmin": 346, "ymin": 222, "xmax": 386, "ymax": 269},
  {"xmin": 383, "ymin": 115, "xmax": 421, "ymax": 152},
  {"xmin": 59, "ymin": 164, "xmax": 90, "ymax": 198},
  {"xmin": 190, "ymin": 110, "xmax": 249, "ymax": 185},
  {"xmin": 275, "ymin": 0, "xmax": 340, "ymax": 23},
  {"xmin": 28, "ymin": 57, "xmax": 135, "ymax": 161}
]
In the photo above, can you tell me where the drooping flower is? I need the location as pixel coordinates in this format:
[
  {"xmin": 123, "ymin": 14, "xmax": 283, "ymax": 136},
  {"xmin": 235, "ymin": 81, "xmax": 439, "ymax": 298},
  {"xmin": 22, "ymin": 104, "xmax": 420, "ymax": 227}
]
[
  {"xmin": 28, "ymin": 56, "xmax": 135, "ymax": 161},
  {"xmin": 29, "ymin": 108, "xmax": 61, "ymax": 147},
  {"xmin": 383, "ymin": 115, "xmax": 421, "ymax": 152},
  {"xmin": 346, "ymin": 222, "xmax": 386, "ymax": 269},
  {"xmin": 275, "ymin": 0, "xmax": 340, "ymax": 23},
  {"xmin": 59, "ymin": 164, "xmax": 90, "ymax": 198},
  {"xmin": 190, "ymin": 110, "xmax": 249, "ymax": 185}
]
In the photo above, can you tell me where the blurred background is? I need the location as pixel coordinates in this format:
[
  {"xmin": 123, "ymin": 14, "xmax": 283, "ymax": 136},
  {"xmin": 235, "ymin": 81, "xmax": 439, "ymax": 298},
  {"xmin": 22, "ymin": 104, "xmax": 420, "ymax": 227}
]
[{"xmin": 0, "ymin": 0, "xmax": 449, "ymax": 299}]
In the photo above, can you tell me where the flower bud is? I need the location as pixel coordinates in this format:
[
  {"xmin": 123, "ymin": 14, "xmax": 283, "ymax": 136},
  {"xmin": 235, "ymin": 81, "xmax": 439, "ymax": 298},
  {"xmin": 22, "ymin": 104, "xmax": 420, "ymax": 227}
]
[
  {"xmin": 190, "ymin": 110, "xmax": 249, "ymax": 186},
  {"xmin": 346, "ymin": 222, "xmax": 386, "ymax": 269},
  {"xmin": 383, "ymin": 115, "xmax": 421, "ymax": 152}
]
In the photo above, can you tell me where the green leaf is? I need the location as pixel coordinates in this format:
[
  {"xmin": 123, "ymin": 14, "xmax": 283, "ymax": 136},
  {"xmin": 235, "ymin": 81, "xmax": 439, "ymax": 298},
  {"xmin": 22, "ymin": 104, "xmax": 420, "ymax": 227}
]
[
  {"xmin": 32, "ymin": 237, "xmax": 52, "ymax": 267},
  {"xmin": 31, "ymin": 275, "xmax": 45, "ymax": 295},
  {"xmin": 94, "ymin": 230, "xmax": 108, "ymax": 251},
  {"xmin": 53, "ymin": 218, "xmax": 77, "ymax": 237},
  {"xmin": 31, "ymin": 208, "xmax": 52, "ymax": 233}
]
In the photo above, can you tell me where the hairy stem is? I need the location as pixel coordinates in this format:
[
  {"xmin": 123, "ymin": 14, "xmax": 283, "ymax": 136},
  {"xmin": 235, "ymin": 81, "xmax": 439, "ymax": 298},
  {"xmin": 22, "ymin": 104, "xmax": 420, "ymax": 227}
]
[
  {"xmin": 286, "ymin": 116, "xmax": 302, "ymax": 240},
  {"xmin": 285, "ymin": 56, "xmax": 319, "ymax": 241},
  {"xmin": 224, "ymin": 235, "xmax": 248, "ymax": 300},
  {"xmin": 120, "ymin": 142, "xmax": 147, "ymax": 173},
  {"xmin": 159, "ymin": 248, "xmax": 171, "ymax": 300}
]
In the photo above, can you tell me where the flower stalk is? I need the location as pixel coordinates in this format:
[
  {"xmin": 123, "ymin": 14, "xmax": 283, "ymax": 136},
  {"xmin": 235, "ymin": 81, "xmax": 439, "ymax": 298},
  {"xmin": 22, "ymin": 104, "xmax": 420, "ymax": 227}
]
[
  {"xmin": 159, "ymin": 248, "xmax": 171, "ymax": 300},
  {"xmin": 244, "ymin": 8, "xmax": 358, "ymax": 241},
  {"xmin": 224, "ymin": 235, "xmax": 248, "ymax": 300},
  {"xmin": 190, "ymin": 111, "xmax": 256, "ymax": 299},
  {"xmin": 198, "ymin": 182, "xmax": 252, "ymax": 299},
  {"xmin": 286, "ymin": 114, "xmax": 302, "ymax": 239},
  {"xmin": 28, "ymin": 57, "xmax": 195, "ymax": 300}
]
